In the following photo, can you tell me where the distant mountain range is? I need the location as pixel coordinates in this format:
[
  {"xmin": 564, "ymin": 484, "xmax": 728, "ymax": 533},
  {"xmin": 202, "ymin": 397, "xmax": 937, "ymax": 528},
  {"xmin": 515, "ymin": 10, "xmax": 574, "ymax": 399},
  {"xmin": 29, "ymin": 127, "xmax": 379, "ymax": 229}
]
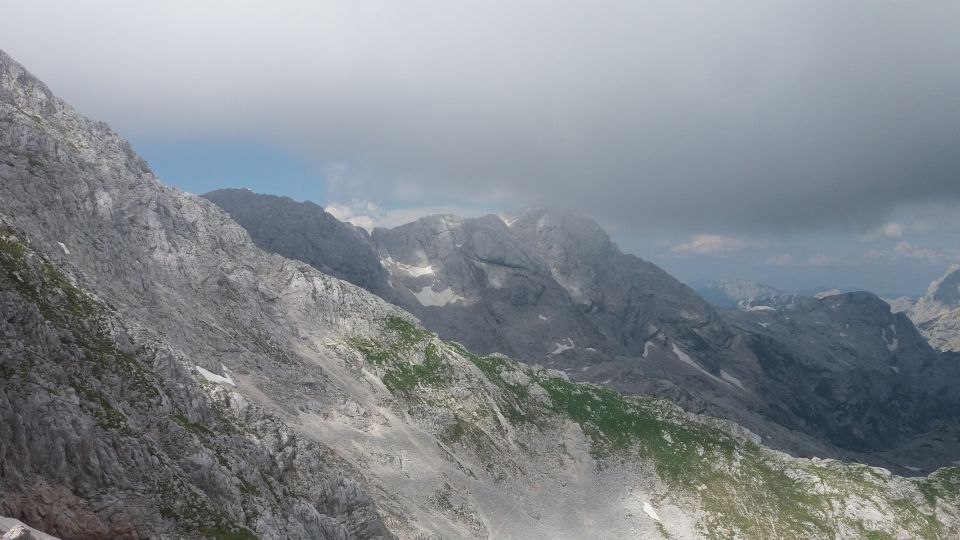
[
  {"xmin": 695, "ymin": 273, "xmax": 960, "ymax": 355},
  {"xmin": 692, "ymin": 278, "xmax": 790, "ymax": 308}
]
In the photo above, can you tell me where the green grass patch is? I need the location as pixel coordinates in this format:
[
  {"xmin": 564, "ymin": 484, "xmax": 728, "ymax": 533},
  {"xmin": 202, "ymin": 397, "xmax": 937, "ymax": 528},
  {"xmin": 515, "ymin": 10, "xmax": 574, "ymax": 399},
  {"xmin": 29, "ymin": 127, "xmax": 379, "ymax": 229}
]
[
  {"xmin": 917, "ymin": 467, "xmax": 960, "ymax": 506},
  {"xmin": 381, "ymin": 343, "xmax": 449, "ymax": 397},
  {"xmin": 530, "ymin": 371, "xmax": 833, "ymax": 538},
  {"xmin": 383, "ymin": 315, "xmax": 430, "ymax": 344},
  {"xmin": 348, "ymin": 317, "xmax": 451, "ymax": 399},
  {"xmin": 449, "ymin": 344, "xmax": 537, "ymax": 425}
]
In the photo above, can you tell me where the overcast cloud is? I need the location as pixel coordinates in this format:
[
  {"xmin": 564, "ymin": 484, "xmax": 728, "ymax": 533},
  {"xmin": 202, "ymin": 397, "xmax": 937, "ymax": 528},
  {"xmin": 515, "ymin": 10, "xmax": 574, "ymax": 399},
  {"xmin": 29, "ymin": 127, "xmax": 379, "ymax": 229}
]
[
  {"xmin": 3, "ymin": 1, "xmax": 960, "ymax": 294},
  {"xmin": 3, "ymin": 0, "xmax": 959, "ymax": 236}
]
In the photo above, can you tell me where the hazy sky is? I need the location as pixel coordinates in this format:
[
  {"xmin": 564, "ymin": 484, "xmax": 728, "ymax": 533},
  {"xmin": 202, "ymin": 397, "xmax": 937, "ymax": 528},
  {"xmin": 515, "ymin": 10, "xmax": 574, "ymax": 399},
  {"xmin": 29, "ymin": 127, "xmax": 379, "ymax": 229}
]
[{"xmin": 3, "ymin": 1, "xmax": 959, "ymax": 296}]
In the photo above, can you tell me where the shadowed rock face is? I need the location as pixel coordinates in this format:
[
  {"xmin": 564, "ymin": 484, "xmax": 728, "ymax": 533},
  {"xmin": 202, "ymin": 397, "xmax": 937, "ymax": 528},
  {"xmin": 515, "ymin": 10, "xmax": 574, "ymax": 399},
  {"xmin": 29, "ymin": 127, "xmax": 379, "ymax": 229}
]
[
  {"xmin": 203, "ymin": 189, "xmax": 400, "ymax": 304},
  {"xmin": 727, "ymin": 292, "xmax": 960, "ymax": 452},
  {"xmin": 505, "ymin": 207, "xmax": 729, "ymax": 358}
]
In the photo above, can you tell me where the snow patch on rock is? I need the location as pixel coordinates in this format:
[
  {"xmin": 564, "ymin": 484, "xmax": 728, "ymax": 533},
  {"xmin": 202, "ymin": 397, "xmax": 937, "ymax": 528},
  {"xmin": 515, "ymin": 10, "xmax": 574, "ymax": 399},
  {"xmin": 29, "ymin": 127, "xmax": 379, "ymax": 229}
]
[
  {"xmin": 413, "ymin": 286, "xmax": 465, "ymax": 307},
  {"xmin": 196, "ymin": 364, "xmax": 235, "ymax": 386},
  {"xmin": 721, "ymin": 370, "xmax": 748, "ymax": 392},
  {"xmin": 550, "ymin": 338, "xmax": 575, "ymax": 355},
  {"xmin": 642, "ymin": 502, "xmax": 661, "ymax": 521},
  {"xmin": 815, "ymin": 289, "xmax": 842, "ymax": 299},
  {"xmin": 672, "ymin": 344, "xmax": 709, "ymax": 377},
  {"xmin": 382, "ymin": 257, "xmax": 435, "ymax": 277},
  {"xmin": 673, "ymin": 345, "xmax": 748, "ymax": 393},
  {"xmin": 882, "ymin": 326, "xmax": 899, "ymax": 352}
]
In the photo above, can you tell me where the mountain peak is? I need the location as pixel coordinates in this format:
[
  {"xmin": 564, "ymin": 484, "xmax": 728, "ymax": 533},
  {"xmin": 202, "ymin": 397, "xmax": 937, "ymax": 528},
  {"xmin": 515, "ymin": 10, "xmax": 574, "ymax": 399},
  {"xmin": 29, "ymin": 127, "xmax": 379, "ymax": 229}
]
[
  {"xmin": 0, "ymin": 48, "xmax": 151, "ymax": 181},
  {"xmin": 925, "ymin": 264, "xmax": 960, "ymax": 306}
]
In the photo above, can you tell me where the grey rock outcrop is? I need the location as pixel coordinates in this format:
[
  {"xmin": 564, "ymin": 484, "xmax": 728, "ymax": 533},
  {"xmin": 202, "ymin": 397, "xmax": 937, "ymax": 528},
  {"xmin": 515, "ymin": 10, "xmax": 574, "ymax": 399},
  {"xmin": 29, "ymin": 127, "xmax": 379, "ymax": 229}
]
[
  {"xmin": 0, "ymin": 224, "xmax": 394, "ymax": 539},
  {"xmin": 0, "ymin": 518, "xmax": 60, "ymax": 540},
  {"xmin": 883, "ymin": 295, "xmax": 915, "ymax": 314},
  {"xmin": 909, "ymin": 265, "xmax": 960, "ymax": 352}
]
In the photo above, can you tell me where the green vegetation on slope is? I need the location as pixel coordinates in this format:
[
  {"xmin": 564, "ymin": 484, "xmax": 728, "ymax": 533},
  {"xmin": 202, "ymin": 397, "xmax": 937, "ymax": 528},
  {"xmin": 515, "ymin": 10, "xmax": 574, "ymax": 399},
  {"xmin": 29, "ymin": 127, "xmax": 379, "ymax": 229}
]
[
  {"xmin": 347, "ymin": 316, "xmax": 451, "ymax": 397},
  {"xmin": 348, "ymin": 315, "xmax": 960, "ymax": 539}
]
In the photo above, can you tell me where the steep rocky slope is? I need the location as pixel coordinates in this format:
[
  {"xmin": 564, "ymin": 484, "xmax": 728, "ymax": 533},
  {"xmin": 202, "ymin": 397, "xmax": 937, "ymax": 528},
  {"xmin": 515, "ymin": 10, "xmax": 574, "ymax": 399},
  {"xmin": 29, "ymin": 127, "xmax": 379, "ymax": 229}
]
[
  {"xmin": 4, "ymin": 49, "xmax": 960, "ymax": 539},
  {"xmin": 909, "ymin": 265, "xmax": 960, "ymax": 352},
  {"xmin": 0, "ymin": 227, "xmax": 391, "ymax": 539}
]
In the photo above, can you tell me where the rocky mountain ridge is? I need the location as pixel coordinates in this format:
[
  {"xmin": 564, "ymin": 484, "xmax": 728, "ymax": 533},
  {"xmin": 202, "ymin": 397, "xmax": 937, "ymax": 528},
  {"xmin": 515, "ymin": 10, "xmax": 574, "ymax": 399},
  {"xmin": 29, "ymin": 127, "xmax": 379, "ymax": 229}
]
[{"xmin": 207, "ymin": 190, "xmax": 960, "ymax": 474}]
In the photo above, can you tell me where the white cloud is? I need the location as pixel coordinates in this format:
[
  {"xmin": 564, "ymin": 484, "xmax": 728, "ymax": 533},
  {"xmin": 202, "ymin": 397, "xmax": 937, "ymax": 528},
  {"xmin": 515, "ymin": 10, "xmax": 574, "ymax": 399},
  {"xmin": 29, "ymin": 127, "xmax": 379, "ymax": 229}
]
[
  {"xmin": 863, "ymin": 241, "xmax": 960, "ymax": 265},
  {"xmin": 375, "ymin": 206, "xmax": 490, "ymax": 229},
  {"xmin": 670, "ymin": 234, "xmax": 762, "ymax": 257},
  {"xmin": 325, "ymin": 201, "xmax": 380, "ymax": 232},
  {"xmin": 804, "ymin": 254, "xmax": 843, "ymax": 266},
  {"xmin": 3, "ymin": 1, "xmax": 959, "ymax": 235},
  {"xmin": 326, "ymin": 200, "xmax": 492, "ymax": 231},
  {"xmin": 856, "ymin": 222, "xmax": 904, "ymax": 242},
  {"xmin": 760, "ymin": 242, "xmax": 960, "ymax": 269},
  {"xmin": 765, "ymin": 254, "xmax": 795, "ymax": 266}
]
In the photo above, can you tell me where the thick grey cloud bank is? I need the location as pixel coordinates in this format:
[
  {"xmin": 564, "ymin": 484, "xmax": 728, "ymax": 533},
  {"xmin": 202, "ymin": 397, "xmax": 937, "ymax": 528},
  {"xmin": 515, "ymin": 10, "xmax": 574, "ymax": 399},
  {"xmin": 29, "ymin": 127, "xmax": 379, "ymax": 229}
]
[{"xmin": 3, "ymin": 0, "xmax": 959, "ymax": 234}]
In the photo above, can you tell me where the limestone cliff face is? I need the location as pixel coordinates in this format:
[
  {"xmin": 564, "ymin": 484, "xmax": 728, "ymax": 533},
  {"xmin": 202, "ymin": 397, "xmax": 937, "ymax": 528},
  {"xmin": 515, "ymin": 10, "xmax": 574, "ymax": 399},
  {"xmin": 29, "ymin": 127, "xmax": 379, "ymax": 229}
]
[
  {"xmin": 910, "ymin": 265, "xmax": 960, "ymax": 352},
  {"xmin": 3, "ymin": 48, "xmax": 960, "ymax": 540}
]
